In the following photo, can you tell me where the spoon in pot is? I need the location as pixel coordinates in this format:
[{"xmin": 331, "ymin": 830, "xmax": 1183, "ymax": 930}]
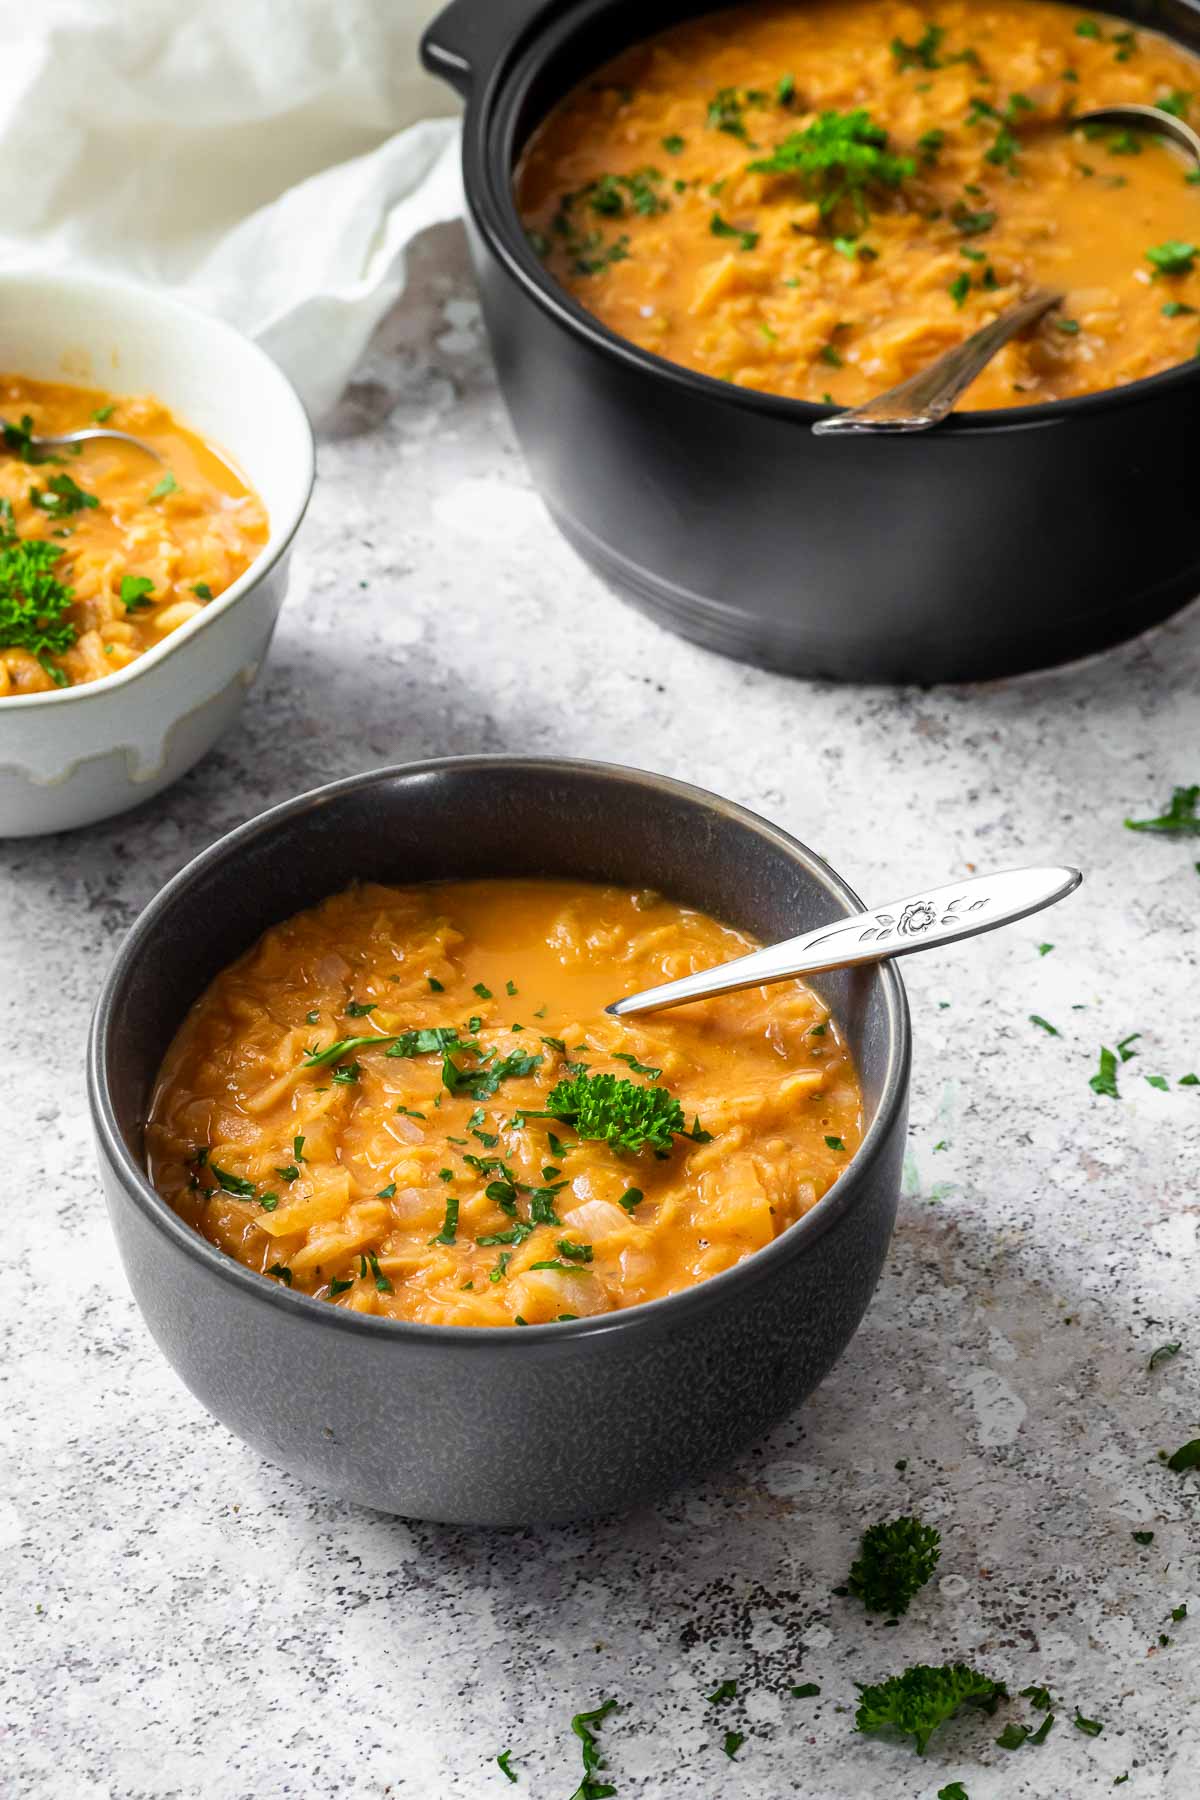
[
  {"xmin": 1, "ymin": 416, "xmax": 164, "ymax": 461},
  {"xmin": 606, "ymin": 866, "xmax": 1080, "ymax": 1017},
  {"xmin": 814, "ymin": 103, "xmax": 1200, "ymax": 436}
]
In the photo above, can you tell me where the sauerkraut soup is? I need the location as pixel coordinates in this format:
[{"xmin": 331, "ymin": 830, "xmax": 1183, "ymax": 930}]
[{"xmin": 147, "ymin": 878, "xmax": 863, "ymax": 1327}]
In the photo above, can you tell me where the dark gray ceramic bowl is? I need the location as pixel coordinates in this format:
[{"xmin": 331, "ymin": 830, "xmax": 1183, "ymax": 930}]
[{"xmin": 88, "ymin": 758, "xmax": 910, "ymax": 1525}]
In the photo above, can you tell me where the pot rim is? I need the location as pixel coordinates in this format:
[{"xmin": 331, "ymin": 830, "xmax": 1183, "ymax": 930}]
[
  {"xmin": 461, "ymin": 0, "xmax": 1200, "ymax": 434},
  {"xmin": 87, "ymin": 754, "xmax": 911, "ymax": 1349}
]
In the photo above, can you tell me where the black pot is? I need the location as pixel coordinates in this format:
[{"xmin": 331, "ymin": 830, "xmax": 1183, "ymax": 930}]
[
  {"xmin": 422, "ymin": 0, "xmax": 1200, "ymax": 683},
  {"xmin": 88, "ymin": 758, "xmax": 909, "ymax": 1526}
]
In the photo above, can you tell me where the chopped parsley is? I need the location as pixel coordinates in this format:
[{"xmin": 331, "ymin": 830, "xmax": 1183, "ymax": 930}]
[
  {"xmin": 1, "ymin": 414, "xmax": 50, "ymax": 462},
  {"xmin": 706, "ymin": 85, "xmax": 767, "ymax": 140},
  {"xmin": 918, "ymin": 127, "xmax": 945, "ymax": 166},
  {"xmin": 377, "ymin": 1182, "xmax": 397, "ymax": 1199},
  {"xmin": 854, "ymin": 1663, "xmax": 1007, "ymax": 1754},
  {"xmin": 331, "ymin": 1061, "xmax": 360, "ymax": 1085},
  {"xmin": 28, "ymin": 473, "xmax": 98, "ymax": 517},
  {"xmin": 707, "ymin": 1680, "xmax": 737, "ymax": 1704},
  {"xmin": 1145, "ymin": 1074, "xmax": 1169, "ymax": 1091},
  {"xmin": 1076, "ymin": 18, "xmax": 1101, "ymax": 36},
  {"xmin": 1089, "ymin": 1046, "xmax": 1120, "ymax": 1099},
  {"xmin": 385, "ymin": 1026, "xmax": 462, "ymax": 1059},
  {"xmin": 1146, "ymin": 241, "xmax": 1197, "ymax": 275},
  {"xmin": 191, "ymin": 581, "xmax": 213, "ymax": 600},
  {"xmin": 496, "ymin": 1749, "xmax": 517, "ymax": 1783},
  {"xmin": 949, "ymin": 272, "xmax": 970, "ymax": 307},
  {"xmin": 748, "ymin": 109, "xmax": 914, "ymax": 226},
  {"xmin": 1072, "ymin": 1710, "xmax": 1104, "ymax": 1736},
  {"xmin": 1158, "ymin": 90, "xmax": 1192, "ymax": 117},
  {"xmin": 148, "ymin": 471, "xmax": 178, "ymax": 500},
  {"xmin": 848, "ymin": 1516, "xmax": 940, "ymax": 1615},
  {"xmin": 293, "ymin": 1135, "xmax": 306, "ymax": 1162},
  {"xmin": 1163, "ymin": 300, "xmax": 1197, "ymax": 317},
  {"xmin": 526, "ymin": 1072, "xmax": 705, "ymax": 1156},
  {"xmin": 995, "ymin": 1722, "xmax": 1030, "ymax": 1749},
  {"xmin": 120, "ymin": 575, "xmax": 155, "ymax": 612},
  {"xmin": 791, "ymin": 1682, "xmax": 821, "ymax": 1698},
  {"xmin": 274, "ymin": 1163, "xmax": 300, "ymax": 1183},
  {"xmin": 1132, "ymin": 1529, "xmax": 1155, "ymax": 1544},
  {"xmin": 474, "ymin": 982, "xmax": 493, "ymax": 1000},
  {"xmin": 1166, "ymin": 1437, "xmax": 1200, "ymax": 1471},
  {"xmin": 1030, "ymin": 1015, "xmax": 1059, "ymax": 1035},
  {"xmin": 556, "ymin": 1239, "xmax": 593, "ymax": 1263},
  {"xmin": 266, "ymin": 1263, "xmax": 293, "ymax": 1285},
  {"xmin": 584, "ymin": 168, "xmax": 670, "ymax": 219},
  {"xmin": 1055, "ymin": 318, "xmax": 1081, "ymax": 335},
  {"xmin": 1149, "ymin": 1341, "xmax": 1182, "ymax": 1369},
  {"xmin": 209, "ymin": 1164, "xmax": 256, "ymax": 1197},
  {"xmin": 618, "ymin": 1187, "xmax": 644, "ymax": 1212},
  {"xmin": 565, "ymin": 1699, "xmax": 618, "ymax": 1799},
  {"xmin": 722, "ymin": 1730, "xmax": 745, "ymax": 1759},
  {"xmin": 0, "ymin": 536, "xmax": 76, "ymax": 675},
  {"xmin": 949, "ymin": 203, "xmax": 997, "ymax": 236},
  {"xmin": 328, "ymin": 1277, "xmax": 354, "ymax": 1297},
  {"xmin": 428, "ymin": 975, "xmax": 445, "ymax": 991},
  {"xmin": 366, "ymin": 1250, "xmax": 393, "ymax": 1293},
  {"xmin": 428, "ymin": 1195, "xmax": 459, "ymax": 1246},
  {"xmin": 710, "ymin": 212, "xmax": 759, "ymax": 251},
  {"xmin": 92, "ymin": 404, "xmax": 115, "ymax": 423},
  {"xmin": 937, "ymin": 1787, "xmax": 969, "ymax": 1800},
  {"xmin": 662, "ymin": 134, "xmax": 685, "ymax": 154},
  {"xmin": 891, "ymin": 24, "xmax": 944, "ymax": 70},
  {"xmin": 611, "ymin": 1051, "xmax": 662, "ymax": 1079},
  {"xmin": 345, "ymin": 1000, "xmax": 375, "ymax": 1017},
  {"xmin": 1125, "ymin": 784, "xmax": 1199, "ymax": 834},
  {"xmin": 1038, "ymin": 943, "xmax": 1054, "ymax": 955}
]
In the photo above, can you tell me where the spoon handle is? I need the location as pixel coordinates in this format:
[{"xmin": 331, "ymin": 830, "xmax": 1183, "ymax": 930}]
[
  {"xmin": 811, "ymin": 288, "xmax": 1063, "ymax": 436},
  {"xmin": 606, "ymin": 866, "xmax": 1082, "ymax": 1017}
]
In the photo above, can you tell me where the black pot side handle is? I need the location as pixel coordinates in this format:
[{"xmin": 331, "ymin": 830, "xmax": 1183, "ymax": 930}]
[{"xmin": 420, "ymin": 0, "xmax": 550, "ymax": 100}]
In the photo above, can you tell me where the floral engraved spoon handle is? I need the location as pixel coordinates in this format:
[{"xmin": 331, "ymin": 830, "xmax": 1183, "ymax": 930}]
[{"xmin": 607, "ymin": 867, "xmax": 1082, "ymax": 1017}]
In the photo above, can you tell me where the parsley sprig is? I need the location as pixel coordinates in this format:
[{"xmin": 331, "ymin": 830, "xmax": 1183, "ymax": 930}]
[
  {"xmin": 748, "ymin": 110, "xmax": 914, "ymax": 227},
  {"xmin": 848, "ymin": 1516, "xmax": 941, "ymax": 1616},
  {"xmin": 855, "ymin": 1663, "xmax": 1007, "ymax": 1754},
  {"xmin": 526, "ymin": 1072, "xmax": 709, "ymax": 1156},
  {"xmin": 0, "ymin": 536, "xmax": 77, "ymax": 679}
]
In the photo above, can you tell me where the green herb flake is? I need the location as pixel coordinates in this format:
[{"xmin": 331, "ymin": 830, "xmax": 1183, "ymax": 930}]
[
  {"xmin": 1029, "ymin": 1711, "xmax": 1056, "ymax": 1745},
  {"xmin": 707, "ymin": 1679, "xmax": 738, "ymax": 1704},
  {"xmin": 949, "ymin": 272, "xmax": 970, "ymax": 307},
  {"xmin": 1038, "ymin": 943, "xmax": 1054, "ymax": 955},
  {"xmin": 1019, "ymin": 1684, "xmax": 1054, "ymax": 1711},
  {"xmin": 791, "ymin": 1682, "xmax": 821, "ymax": 1698},
  {"xmin": 209, "ymin": 1164, "xmax": 256, "ymax": 1198},
  {"xmin": 892, "ymin": 23, "xmax": 945, "ymax": 71},
  {"xmin": 1126, "ymin": 784, "xmax": 1200, "ymax": 834},
  {"xmin": 611, "ymin": 1050, "xmax": 663, "ymax": 1079},
  {"xmin": 1166, "ymin": 1437, "xmax": 1200, "ymax": 1471},
  {"xmin": 1055, "ymin": 318, "xmax": 1082, "ymax": 335},
  {"xmin": 1146, "ymin": 241, "xmax": 1198, "ymax": 275},
  {"xmin": 618, "ymin": 1186, "xmax": 644, "ymax": 1212},
  {"xmin": 120, "ymin": 575, "xmax": 156, "ymax": 612},
  {"xmin": 722, "ymin": 1730, "xmax": 745, "ymax": 1759},
  {"xmin": 29, "ymin": 473, "xmax": 99, "ymax": 517},
  {"xmin": 1073, "ymin": 1710, "xmax": 1104, "ymax": 1736},
  {"xmin": 566, "ymin": 1698, "xmax": 618, "ymax": 1798},
  {"xmin": 377, "ymin": 1182, "xmax": 397, "ymax": 1199},
  {"xmin": 496, "ymin": 1749, "xmax": 517, "ymax": 1783},
  {"xmin": 825, "ymin": 1134, "xmax": 847, "ymax": 1151},
  {"xmin": 1089, "ymin": 1046, "xmax": 1120, "ymax": 1099},
  {"xmin": 328, "ymin": 1277, "xmax": 354, "ymax": 1297},
  {"xmin": 92, "ymin": 404, "xmax": 115, "ymax": 423},
  {"xmin": 366, "ymin": 1249, "xmax": 393, "ymax": 1293},
  {"xmin": 266, "ymin": 1262, "xmax": 293, "ymax": 1285},
  {"xmin": 996, "ymin": 1722, "xmax": 1030, "ymax": 1749},
  {"xmin": 473, "ymin": 982, "xmax": 493, "ymax": 1000},
  {"xmin": 345, "ymin": 1000, "xmax": 376, "ymax": 1017},
  {"xmin": 1118, "ymin": 1033, "xmax": 1141, "ymax": 1062},
  {"xmin": 1149, "ymin": 1341, "xmax": 1182, "ymax": 1369},
  {"xmin": 938, "ymin": 1786, "xmax": 970, "ymax": 1800},
  {"xmin": 148, "ymin": 471, "xmax": 178, "ymax": 501},
  {"xmin": 1171, "ymin": 1602, "xmax": 1188, "ymax": 1621},
  {"xmin": 1076, "ymin": 18, "xmax": 1101, "ymax": 36},
  {"xmin": 711, "ymin": 211, "xmax": 759, "ymax": 251},
  {"xmin": 1030, "ymin": 1015, "xmax": 1060, "ymax": 1035}
]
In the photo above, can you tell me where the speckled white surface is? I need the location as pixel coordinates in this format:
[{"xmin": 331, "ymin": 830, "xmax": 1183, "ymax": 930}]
[{"xmin": 2, "ymin": 224, "xmax": 1198, "ymax": 1800}]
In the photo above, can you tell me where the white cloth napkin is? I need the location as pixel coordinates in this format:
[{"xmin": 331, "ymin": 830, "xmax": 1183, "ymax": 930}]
[{"xmin": 0, "ymin": 0, "xmax": 464, "ymax": 419}]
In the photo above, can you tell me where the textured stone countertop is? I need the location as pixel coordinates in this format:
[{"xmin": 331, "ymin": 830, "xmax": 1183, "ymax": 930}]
[{"xmin": 3, "ymin": 224, "xmax": 1198, "ymax": 1800}]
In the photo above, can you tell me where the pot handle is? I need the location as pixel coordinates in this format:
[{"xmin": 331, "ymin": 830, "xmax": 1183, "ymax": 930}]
[{"xmin": 420, "ymin": 0, "xmax": 549, "ymax": 100}]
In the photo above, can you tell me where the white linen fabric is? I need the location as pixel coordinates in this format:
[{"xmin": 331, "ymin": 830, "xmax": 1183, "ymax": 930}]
[{"xmin": 0, "ymin": 0, "xmax": 464, "ymax": 417}]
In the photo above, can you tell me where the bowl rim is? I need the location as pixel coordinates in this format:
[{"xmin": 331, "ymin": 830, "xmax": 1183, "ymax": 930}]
[
  {"xmin": 87, "ymin": 754, "xmax": 912, "ymax": 1347},
  {"xmin": 466, "ymin": 0, "xmax": 1200, "ymax": 434},
  {"xmin": 0, "ymin": 268, "xmax": 316, "ymax": 711}
]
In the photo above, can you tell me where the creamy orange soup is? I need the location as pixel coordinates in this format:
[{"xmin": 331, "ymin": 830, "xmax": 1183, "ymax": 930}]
[
  {"xmin": 147, "ymin": 880, "xmax": 863, "ymax": 1327},
  {"xmin": 0, "ymin": 376, "xmax": 267, "ymax": 694},
  {"xmin": 518, "ymin": 0, "xmax": 1200, "ymax": 408}
]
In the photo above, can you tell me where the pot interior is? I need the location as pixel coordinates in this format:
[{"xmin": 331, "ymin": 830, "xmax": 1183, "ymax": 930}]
[{"xmin": 97, "ymin": 761, "xmax": 903, "ymax": 1186}]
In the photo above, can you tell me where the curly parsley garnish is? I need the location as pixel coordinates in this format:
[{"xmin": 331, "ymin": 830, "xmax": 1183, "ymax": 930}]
[
  {"xmin": 854, "ymin": 1663, "xmax": 1007, "ymax": 1754},
  {"xmin": 748, "ymin": 110, "xmax": 914, "ymax": 228},
  {"xmin": 526, "ymin": 1072, "xmax": 707, "ymax": 1156},
  {"xmin": 848, "ymin": 1516, "xmax": 941, "ymax": 1615},
  {"xmin": 0, "ymin": 536, "xmax": 76, "ymax": 678}
]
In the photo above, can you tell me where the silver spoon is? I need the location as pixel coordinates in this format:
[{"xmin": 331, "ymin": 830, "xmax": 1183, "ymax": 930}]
[
  {"xmin": 814, "ymin": 104, "xmax": 1200, "ymax": 437},
  {"xmin": 1, "ymin": 416, "xmax": 163, "ymax": 461},
  {"xmin": 607, "ymin": 866, "xmax": 1081, "ymax": 1017}
]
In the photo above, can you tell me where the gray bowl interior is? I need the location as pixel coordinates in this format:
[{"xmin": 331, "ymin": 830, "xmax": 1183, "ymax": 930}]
[{"xmin": 104, "ymin": 759, "xmax": 892, "ymax": 1152}]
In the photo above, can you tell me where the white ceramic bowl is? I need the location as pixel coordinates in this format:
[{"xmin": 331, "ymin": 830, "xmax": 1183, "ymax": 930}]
[{"xmin": 0, "ymin": 272, "xmax": 314, "ymax": 836}]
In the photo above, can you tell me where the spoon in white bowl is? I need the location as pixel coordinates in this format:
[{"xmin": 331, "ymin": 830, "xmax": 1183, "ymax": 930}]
[
  {"xmin": 814, "ymin": 103, "xmax": 1200, "ymax": 436},
  {"xmin": 606, "ymin": 866, "xmax": 1081, "ymax": 1017},
  {"xmin": 1, "ymin": 416, "xmax": 164, "ymax": 461}
]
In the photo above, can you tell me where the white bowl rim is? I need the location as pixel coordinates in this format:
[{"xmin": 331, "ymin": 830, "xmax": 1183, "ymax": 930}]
[{"xmin": 0, "ymin": 268, "xmax": 316, "ymax": 710}]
